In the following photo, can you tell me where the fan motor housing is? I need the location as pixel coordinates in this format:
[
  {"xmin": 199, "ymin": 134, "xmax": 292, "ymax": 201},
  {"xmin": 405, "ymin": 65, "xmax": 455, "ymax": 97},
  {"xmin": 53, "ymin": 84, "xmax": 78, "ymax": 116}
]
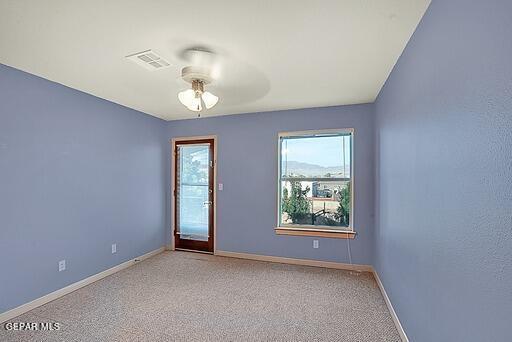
[{"xmin": 181, "ymin": 66, "xmax": 213, "ymax": 85}]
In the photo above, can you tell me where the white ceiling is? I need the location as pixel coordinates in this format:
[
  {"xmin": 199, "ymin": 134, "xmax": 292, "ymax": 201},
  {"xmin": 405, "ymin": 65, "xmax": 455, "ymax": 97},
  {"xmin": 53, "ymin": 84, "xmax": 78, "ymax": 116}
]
[{"xmin": 0, "ymin": 0, "xmax": 430, "ymax": 121}]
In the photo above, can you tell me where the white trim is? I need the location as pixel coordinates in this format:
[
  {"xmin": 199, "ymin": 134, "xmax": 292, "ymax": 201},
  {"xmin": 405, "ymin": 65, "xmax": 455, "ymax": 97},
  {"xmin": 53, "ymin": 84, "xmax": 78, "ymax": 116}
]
[
  {"xmin": 372, "ymin": 268, "xmax": 409, "ymax": 342},
  {"xmin": 215, "ymin": 250, "xmax": 406, "ymax": 340},
  {"xmin": 170, "ymin": 135, "xmax": 218, "ymax": 254},
  {"xmin": 1, "ymin": 246, "xmax": 407, "ymax": 341},
  {"xmin": 215, "ymin": 250, "xmax": 372, "ymax": 272},
  {"xmin": 278, "ymin": 128, "xmax": 354, "ymax": 137},
  {"xmin": 0, "ymin": 247, "xmax": 165, "ymax": 324},
  {"xmin": 276, "ymin": 128, "xmax": 355, "ymax": 232}
]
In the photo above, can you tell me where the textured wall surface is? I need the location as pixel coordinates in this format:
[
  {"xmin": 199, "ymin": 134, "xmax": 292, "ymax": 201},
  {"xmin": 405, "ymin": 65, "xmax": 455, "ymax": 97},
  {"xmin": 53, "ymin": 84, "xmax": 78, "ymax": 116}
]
[
  {"xmin": 374, "ymin": 1, "xmax": 512, "ymax": 341},
  {"xmin": 166, "ymin": 105, "xmax": 375, "ymax": 265},
  {"xmin": 0, "ymin": 64, "xmax": 167, "ymax": 313}
]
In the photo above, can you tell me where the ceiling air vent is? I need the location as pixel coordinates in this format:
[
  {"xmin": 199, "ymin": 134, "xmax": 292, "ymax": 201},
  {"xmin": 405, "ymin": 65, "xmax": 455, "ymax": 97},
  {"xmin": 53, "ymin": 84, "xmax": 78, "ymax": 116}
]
[{"xmin": 126, "ymin": 49, "xmax": 171, "ymax": 71}]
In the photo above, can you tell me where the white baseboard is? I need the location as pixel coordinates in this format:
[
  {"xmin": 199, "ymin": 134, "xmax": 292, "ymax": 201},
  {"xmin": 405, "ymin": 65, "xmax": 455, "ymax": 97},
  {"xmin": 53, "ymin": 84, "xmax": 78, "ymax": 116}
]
[
  {"xmin": 0, "ymin": 247, "xmax": 165, "ymax": 324},
  {"xmin": 215, "ymin": 250, "xmax": 373, "ymax": 272},
  {"xmin": 372, "ymin": 269, "xmax": 409, "ymax": 342},
  {"xmin": 215, "ymin": 250, "xmax": 406, "ymax": 340},
  {"xmin": 2, "ymin": 247, "xmax": 408, "ymax": 342}
]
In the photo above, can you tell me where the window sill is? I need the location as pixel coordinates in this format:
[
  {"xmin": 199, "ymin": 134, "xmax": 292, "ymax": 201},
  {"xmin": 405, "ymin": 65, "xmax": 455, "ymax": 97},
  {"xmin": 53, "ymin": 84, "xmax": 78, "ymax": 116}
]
[{"xmin": 275, "ymin": 227, "xmax": 356, "ymax": 239}]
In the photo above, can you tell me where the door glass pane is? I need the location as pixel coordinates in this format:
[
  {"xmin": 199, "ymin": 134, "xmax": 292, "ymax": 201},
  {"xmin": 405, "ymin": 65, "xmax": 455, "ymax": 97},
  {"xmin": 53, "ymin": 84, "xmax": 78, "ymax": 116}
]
[{"xmin": 177, "ymin": 144, "xmax": 210, "ymax": 241}]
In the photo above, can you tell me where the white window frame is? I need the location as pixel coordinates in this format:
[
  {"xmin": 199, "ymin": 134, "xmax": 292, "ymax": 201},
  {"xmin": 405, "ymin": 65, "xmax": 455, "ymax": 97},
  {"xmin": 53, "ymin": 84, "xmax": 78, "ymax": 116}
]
[{"xmin": 276, "ymin": 128, "xmax": 355, "ymax": 238}]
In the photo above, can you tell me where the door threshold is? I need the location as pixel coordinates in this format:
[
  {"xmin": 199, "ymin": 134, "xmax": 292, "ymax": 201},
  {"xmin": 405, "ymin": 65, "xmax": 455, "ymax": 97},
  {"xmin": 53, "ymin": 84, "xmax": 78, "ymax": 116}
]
[{"xmin": 175, "ymin": 248, "xmax": 213, "ymax": 255}]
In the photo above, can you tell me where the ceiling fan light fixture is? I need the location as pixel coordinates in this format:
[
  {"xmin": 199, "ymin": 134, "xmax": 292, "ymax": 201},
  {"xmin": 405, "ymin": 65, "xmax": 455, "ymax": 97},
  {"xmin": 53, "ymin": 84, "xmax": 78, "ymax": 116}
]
[{"xmin": 178, "ymin": 68, "xmax": 219, "ymax": 113}]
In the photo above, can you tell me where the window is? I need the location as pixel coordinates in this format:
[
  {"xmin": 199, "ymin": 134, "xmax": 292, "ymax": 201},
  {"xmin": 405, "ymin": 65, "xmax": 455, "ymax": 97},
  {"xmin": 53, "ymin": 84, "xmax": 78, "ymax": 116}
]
[{"xmin": 276, "ymin": 129, "xmax": 354, "ymax": 238}]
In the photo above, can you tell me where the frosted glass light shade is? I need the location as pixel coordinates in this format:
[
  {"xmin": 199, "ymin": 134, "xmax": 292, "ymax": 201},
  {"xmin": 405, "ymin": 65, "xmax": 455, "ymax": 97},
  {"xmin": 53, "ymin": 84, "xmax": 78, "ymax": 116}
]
[
  {"xmin": 178, "ymin": 89, "xmax": 195, "ymax": 107},
  {"xmin": 187, "ymin": 96, "xmax": 202, "ymax": 112},
  {"xmin": 201, "ymin": 91, "xmax": 219, "ymax": 109},
  {"xmin": 178, "ymin": 87, "xmax": 218, "ymax": 112}
]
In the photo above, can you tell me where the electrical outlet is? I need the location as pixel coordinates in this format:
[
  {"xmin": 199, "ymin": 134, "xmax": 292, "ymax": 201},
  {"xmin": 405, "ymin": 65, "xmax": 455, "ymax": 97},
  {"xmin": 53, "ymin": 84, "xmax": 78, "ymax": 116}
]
[
  {"xmin": 111, "ymin": 243, "xmax": 117, "ymax": 254},
  {"xmin": 313, "ymin": 240, "xmax": 319, "ymax": 249},
  {"xmin": 218, "ymin": 183, "xmax": 223, "ymax": 191},
  {"xmin": 58, "ymin": 260, "xmax": 66, "ymax": 272}
]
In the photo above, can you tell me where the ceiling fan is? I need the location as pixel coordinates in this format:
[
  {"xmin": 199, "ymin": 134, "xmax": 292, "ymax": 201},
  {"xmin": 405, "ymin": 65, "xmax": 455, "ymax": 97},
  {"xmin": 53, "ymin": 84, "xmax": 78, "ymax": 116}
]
[{"xmin": 174, "ymin": 45, "xmax": 270, "ymax": 117}]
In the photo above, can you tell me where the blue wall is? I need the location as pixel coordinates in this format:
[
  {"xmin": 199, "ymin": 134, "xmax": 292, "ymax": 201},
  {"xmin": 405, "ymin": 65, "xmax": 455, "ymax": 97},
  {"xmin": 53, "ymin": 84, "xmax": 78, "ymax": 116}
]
[
  {"xmin": 166, "ymin": 105, "xmax": 375, "ymax": 265},
  {"xmin": 374, "ymin": 1, "xmax": 512, "ymax": 341},
  {"xmin": 0, "ymin": 64, "xmax": 167, "ymax": 313}
]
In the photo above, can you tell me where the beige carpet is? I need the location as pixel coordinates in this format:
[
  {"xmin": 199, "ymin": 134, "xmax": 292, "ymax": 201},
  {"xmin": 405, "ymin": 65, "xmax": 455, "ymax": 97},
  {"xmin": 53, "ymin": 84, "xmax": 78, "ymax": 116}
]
[{"xmin": 1, "ymin": 251, "xmax": 401, "ymax": 341}]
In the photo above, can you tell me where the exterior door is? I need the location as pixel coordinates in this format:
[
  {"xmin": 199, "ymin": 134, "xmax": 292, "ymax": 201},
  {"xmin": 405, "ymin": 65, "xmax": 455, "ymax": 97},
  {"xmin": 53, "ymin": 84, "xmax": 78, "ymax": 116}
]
[{"xmin": 174, "ymin": 139, "xmax": 214, "ymax": 253}]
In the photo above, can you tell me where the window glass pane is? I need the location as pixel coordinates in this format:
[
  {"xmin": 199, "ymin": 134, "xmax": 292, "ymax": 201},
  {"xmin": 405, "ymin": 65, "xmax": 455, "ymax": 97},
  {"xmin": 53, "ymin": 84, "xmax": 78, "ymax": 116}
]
[
  {"xmin": 281, "ymin": 135, "xmax": 351, "ymax": 179},
  {"xmin": 279, "ymin": 133, "xmax": 352, "ymax": 229}
]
